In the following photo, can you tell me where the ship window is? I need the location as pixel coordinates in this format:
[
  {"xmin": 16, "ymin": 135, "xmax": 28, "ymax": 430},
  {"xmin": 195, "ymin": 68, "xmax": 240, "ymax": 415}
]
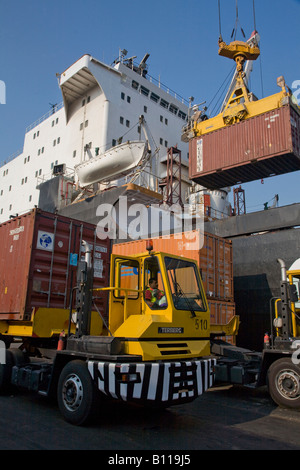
[
  {"xmin": 29, "ymin": 195, "xmax": 32, "ymax": 202},
  {"xmin": 165, "ymin": 118, "xmax": 168, "ymax": 125},
  {"xmin": 160, "ymin": 115, "xmax": 163, "ymax": 123},
  {"xmin": 57, "ymin": 137, "xmax": 60, "ymax": 144},
  {"xmin": 35, "ymin": 171, "xmax": 38, "ymax": 177},
  {"xmin": 27, "ymin": 156, "xmax": 30, "ymax": 162},
  {"xmin": 38, "ymin": 149, "xmax": 41, "ymax": 155},
  {"xmin": 80, "ymin": 123, "xmax": 83, "ymax": 131},
  {"xmin": 150, "ymin": 92, "xmax": 160, "ymax": 103},
  {"xmin": 85, "ymin": 120, "xmax": 88, "ymax": 128},
  {"xmin": 160, "ymin": 138, "xmax": 163, "ymax": 145},
  {"xmin": 160, "ymin": 98, "xmax": 169, "ymax": 109},
  {"xmin": 52, "ymin": 120, "xmax": 55, "ymax": 127},
  {"xmin": 9, "ymin": 185, "xmax": 11, "ymax": 191},
  {"xmin": 73, "ymin": 150, "xmax": 76, "ymax": 158},
  {"xmin": 0, "ymin": 190, "xmax": 3, "ymax": 195},
  {"xmin": 9, "ymin": 204, "xmax": 12, "ymax": 211},
  {"xmin": 126, "ymin": 120, "xmax": 130, "ymax": 128},
  {"xmin": 131, "ymin": 80, "xmax": 139, "ymax": 90},
  {"xmin": 87, "ymin": 96, "xmax": 90, "ymax": 104},
  {"xmin": 56, "ymin": 117, "xmax": 59, "ymax": 123},
  {"xmin": 24, "ymin": 158, "xmax": 27, "ymax": 164},
  {"xmin": 53, "ymin": 140, "xmax": 56, "ymax": 147},
  {"xmin": 120, "ymin": 116, "xmax": 124, "ymax": 125},
  {"xmin": 0, "ymin": 209, "xmax": 2, "ymax": 214},
  {"xmin": 41, "ymin": 147, "xmax": 44, "ymax": 153},
  {"xmin": 127, "ymin": 95, "xmax": 131, "ymax": 103},
  {"xmin": 169, "ymin": 104, "xmax": 178, "ymax": 115},
  {"xmin": 82, "ymin": 99, "xmax": 85, "ymax": 107},
  {"xmin": 140, "ymin": 86, "xmax": 149, "ymax": 97},
  {"xmin": 121, "ymin": 92, "xmax": 125, "ymax": 100},
  {"xmin": 144, "ymin": 106, "xmax": 147, "ymax": 113},
  {"xmin": 39, "ymin": 169, "xmax": 42, "ymax": 175},
  {"xmin": 112, "ymin": 139, "xmax": 117, "ymax": 147},
  {"xmin": 178, "ymin": 110, "xmax": 187, "ymax": 120}
]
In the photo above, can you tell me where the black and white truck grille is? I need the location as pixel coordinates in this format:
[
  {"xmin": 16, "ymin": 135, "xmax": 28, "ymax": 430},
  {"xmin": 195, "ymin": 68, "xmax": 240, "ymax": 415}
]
[{"xmin": 88, "ymin": 358, "xmax": 216, "ymax": 404}]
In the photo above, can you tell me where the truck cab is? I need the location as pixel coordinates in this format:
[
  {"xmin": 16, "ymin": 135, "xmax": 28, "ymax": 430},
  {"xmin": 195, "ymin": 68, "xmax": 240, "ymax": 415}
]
[{"xmin": 107, "ymin": 246, "xmax": 211, "ymax": 360}]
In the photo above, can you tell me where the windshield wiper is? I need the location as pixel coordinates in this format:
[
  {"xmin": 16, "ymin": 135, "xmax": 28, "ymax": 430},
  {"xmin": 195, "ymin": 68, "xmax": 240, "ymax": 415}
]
[{"xmin": 173, "ymin": 281, "xmax": 196, "ymax": 318}]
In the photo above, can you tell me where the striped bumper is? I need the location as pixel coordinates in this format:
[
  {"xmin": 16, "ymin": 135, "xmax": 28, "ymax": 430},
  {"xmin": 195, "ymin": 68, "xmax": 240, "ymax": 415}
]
[{"xmin": 88, "ymin": 358, "xmax": 216, "ymax": 405}]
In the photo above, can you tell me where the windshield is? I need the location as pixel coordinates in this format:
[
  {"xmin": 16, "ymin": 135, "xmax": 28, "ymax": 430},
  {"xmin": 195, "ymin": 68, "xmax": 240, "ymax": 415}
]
[{"xmin": 164, "ymin": 256, "xmax": 205, "ymax": 312}]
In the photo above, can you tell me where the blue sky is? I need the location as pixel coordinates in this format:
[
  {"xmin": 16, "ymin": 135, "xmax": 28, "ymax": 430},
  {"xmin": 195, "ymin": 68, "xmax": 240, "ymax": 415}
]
[{"xmin": 0, "ymin": 0, "xmax": 299, "ymax": 212}]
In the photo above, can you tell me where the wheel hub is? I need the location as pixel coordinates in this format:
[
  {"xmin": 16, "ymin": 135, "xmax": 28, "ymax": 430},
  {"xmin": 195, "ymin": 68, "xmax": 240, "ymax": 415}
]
[
  {"xmin": 277, "ymin": 370, "xmax": 300, "ymax": 399},
  {"xmin": 62, "ymin": 373, "xmax": 83, "ymax": 412}
]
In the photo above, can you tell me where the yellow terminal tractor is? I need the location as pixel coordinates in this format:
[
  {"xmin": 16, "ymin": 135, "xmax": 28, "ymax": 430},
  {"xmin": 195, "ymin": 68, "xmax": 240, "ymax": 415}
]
[
  {"xmin": 212, "ymin": 258, "xmax": 300, "ymax": 410},
  {"xmin": 0, "ymin": 238, "xmax": 215, "ymax": 425}
]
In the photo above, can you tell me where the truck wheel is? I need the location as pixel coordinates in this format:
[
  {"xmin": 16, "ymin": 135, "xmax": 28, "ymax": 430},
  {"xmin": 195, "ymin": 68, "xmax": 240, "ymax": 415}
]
[
  {"xmin": 57, "ymin": 360, "xmax": 98, "ymax": 425},
  {"xmin": 268, "ymin": 358, "xmax": 300, "ymax": 409}
]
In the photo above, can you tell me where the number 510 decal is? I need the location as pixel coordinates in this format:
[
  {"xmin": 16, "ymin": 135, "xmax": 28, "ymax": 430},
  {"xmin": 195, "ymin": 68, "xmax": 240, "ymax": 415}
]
[{"xmin": 194, "ymin": 318, "xmax": 208, "ymax": 330}]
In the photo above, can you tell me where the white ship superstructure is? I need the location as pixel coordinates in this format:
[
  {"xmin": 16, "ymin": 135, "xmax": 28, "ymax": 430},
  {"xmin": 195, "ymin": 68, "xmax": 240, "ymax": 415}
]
[{"xmin": 0, "ymin": 51, "xmax": 231, "ymax": 223}]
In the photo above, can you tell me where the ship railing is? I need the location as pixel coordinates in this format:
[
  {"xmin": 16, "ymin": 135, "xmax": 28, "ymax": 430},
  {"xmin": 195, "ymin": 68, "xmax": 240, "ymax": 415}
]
[
  {"xmin": 25, "ymin": 101, "xmax": 64, "ymax": 134},
  {"xmin": 0, "ymin": 148, "xmax": 23, "ymax": 168},
  {"xmin": 146, "ymin": 74, "xmax": 189, "ymax": 106},
  {"xmin": 121, "ymin": 58, "xmax": 189, "ymax": 107}
]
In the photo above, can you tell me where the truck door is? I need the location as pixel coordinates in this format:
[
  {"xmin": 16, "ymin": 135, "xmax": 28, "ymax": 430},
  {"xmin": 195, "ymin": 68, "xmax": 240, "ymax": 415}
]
[{"xmin": 109, "ymin": 255, "xmax": 141, "ymax": 334}]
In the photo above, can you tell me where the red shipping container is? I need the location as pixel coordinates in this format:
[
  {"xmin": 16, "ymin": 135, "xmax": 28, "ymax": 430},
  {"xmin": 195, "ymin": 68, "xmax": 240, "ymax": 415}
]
[
  {"xmin": 189, "ymin": 104, "xmax": 300, "ymax": 189},
  {"xmin": 0, "ymin": 209, "xmax": 110, "ymax": 321}
]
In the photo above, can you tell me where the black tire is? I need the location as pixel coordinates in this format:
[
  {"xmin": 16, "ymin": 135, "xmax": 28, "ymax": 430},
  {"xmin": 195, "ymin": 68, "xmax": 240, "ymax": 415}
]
[
  {"xmin": 57, "ymin": 360, "xmax": 99, "ymax": 425},
  {"xmin": 268, "ymin": 358, "xmax": 300, "ymax": 409}
]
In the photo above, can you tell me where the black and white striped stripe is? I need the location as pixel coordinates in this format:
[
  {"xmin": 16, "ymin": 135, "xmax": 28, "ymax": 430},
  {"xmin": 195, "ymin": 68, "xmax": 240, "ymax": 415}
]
[{"xmin": 88, "ymin": 358, "xmax": 216, "ymax": 404}]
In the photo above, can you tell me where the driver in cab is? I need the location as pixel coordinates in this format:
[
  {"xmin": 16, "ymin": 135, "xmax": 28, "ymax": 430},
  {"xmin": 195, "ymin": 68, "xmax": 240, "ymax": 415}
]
[{"xmin": 145, "ymin": 278, "xmax": 167, "ymax": 308}]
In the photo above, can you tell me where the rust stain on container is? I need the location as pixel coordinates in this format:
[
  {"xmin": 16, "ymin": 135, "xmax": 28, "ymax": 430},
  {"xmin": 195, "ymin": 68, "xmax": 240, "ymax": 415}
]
[
  {"xmin": 189, "ymin": 104, "xmax": 300, "ymax": 189},
  {"xmin": 0, "ymin": 209, "xmax": 110, "ymax": 321}
]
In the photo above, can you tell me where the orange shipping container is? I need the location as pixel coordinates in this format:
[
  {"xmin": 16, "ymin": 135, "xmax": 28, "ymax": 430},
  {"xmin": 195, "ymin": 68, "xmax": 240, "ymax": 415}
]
[{"xmin": 112, "ymin": 230, "xmax": 233, "ymax": 302}]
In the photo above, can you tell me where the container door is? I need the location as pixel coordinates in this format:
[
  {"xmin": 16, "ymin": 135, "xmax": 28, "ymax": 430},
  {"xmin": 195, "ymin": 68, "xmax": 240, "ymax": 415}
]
[{"xmin": 0, "ymin": 211, "xmax": 35, "ymax": 320}]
